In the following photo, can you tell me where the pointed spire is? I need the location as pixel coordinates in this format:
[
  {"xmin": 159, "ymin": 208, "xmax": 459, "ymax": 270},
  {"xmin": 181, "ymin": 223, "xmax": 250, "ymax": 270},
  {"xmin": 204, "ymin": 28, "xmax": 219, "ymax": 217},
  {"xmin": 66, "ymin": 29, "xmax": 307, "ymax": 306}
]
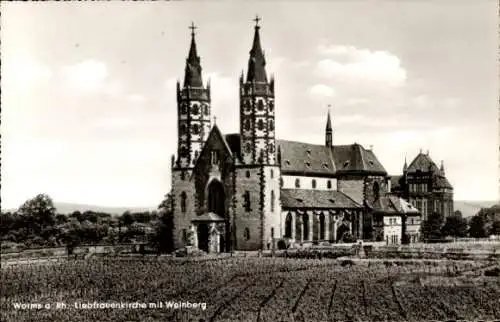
[
  {"xmin": 183, "ymin": 22, "xmax": 203, "ymax": 88},
  {"xmin": 403, "ymin": 156, "xmax": 408, "ymax": 172},
  {"xmin": 440, "ymin": 160, "xmax": 445, "ymax": 175},
  {"xmin": 325, "ymin": 106, "xmax": 333, "ymax": 147},
  {"xmin": 246, "ymin": 15, "xmax": 268, "ymax": 83}
]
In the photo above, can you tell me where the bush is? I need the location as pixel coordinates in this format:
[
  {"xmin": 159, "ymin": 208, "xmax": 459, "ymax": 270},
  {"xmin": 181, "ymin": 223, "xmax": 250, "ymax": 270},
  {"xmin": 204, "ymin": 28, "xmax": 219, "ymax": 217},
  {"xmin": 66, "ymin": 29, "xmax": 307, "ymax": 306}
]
[{"xmin": 277, "ymin": 239, "xmax": 289, "ymax": 250}]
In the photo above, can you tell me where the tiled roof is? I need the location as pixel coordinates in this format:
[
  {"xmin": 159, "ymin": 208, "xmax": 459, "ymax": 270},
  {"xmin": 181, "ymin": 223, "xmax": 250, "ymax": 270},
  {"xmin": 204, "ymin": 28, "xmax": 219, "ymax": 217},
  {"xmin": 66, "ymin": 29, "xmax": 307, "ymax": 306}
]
[
  {"xmin": 280, "ymin": 189, "xmax": 362, "ymax": 209},
  {"xmin": 331, "ymin": 144, "xmax": 386, "ymax": 174},
  {"xmin": 371, "ymin": 196, "xmax": 420, "ymax": 214},
  {"xmin": 433, "ymin": 176, "xmax": 453, "ymax": 189},
  {"xmin": 277, "ymin": 140, "xmax": 335, "ymax": 175},
  {"xmin": 407, "ymin": 153, "xmax": 439, "ymax": 173},
  {"xmin": 224, "ymin": 133, "xmax": 241, "ymax": 158},
  {"xmin": 277, "ymin": 140, "xmax": 386, "ymax": 175}
]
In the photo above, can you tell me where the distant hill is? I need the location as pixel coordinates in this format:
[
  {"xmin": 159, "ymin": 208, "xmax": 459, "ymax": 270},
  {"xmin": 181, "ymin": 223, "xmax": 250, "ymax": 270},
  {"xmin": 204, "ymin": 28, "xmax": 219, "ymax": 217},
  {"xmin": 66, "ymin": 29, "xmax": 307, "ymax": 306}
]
[
  {"xmin": 4, "ymin": 202, "xmax": 157, "ymax": 216},
  {"xmin": 454, "ymin": 200, "xmax": 498, "ymax": 218}
]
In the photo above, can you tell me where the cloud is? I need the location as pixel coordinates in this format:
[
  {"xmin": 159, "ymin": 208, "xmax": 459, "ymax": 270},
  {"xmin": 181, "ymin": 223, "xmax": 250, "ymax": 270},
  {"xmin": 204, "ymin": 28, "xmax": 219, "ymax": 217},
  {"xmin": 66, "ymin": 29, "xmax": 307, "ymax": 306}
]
[
  {"xmin": 91, "ymin": 117, "xmax": 135, "ymax": 129},
  {"xmin": 309, "ymin": 84, "xmax": 336, "ymax": 98},
  {"xmin": 315, "ymin": 45, "xmax": 407, "ymax": 87},
  {"xmin": 2, "ymin": 58, "xmax": 52, "ymax": 89},
  {"xmin": 64, "ymin": 60, "xmax": 108, "ymax": 91}
]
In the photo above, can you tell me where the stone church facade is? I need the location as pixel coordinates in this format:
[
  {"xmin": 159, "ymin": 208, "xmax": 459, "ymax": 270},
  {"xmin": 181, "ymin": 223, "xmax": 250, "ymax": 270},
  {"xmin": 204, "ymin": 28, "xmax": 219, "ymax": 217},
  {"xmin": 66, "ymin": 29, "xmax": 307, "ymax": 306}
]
[{"xmin": 168, "ymin": 20, "xmax": 443, "ymax": 252}]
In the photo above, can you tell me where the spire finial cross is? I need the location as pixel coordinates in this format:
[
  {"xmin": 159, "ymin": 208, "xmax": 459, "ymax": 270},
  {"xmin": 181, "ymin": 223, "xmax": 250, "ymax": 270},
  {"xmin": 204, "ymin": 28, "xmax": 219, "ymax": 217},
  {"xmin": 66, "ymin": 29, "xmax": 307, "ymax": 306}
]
[
  {"xmin": 253, "ymin": 15, "xmax": 261, "ymax": 27},
  {"xmin": 189, "ymin": 21, "xmax": 197, "ymax": 37},
  {"xmin": 213, "ymin": 115, "xmax": 217, "ymax": 125}
]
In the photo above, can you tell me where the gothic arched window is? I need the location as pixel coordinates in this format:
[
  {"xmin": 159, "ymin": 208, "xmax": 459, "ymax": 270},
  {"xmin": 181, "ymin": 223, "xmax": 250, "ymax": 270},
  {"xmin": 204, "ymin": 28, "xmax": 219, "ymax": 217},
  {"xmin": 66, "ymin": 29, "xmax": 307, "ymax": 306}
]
[
  {"xmin": 258, "ymin": 119, "xmax": 264, "ymax": 130},
  {"xmin": 192, "ymin": 124, "xmax": 200, "ymax": 134},
  {"xmin": 258, "ymin": 100, "xmax": 264, "ymax": 111},
  {"xmin": 203, "ymin": 104, "xmax": 209, "ymax": 115},
  {"xmin": 180, "ymin": 146, "xmax": 188, "ymax": 157},
  {"xmin": 244, "ymin": 119, "xmax": 251, "ymax": 131},
  {"xmin": 245, "ymin": 143, "xmax": 251, "ymax": 153},
  {"xmin": 269, "ymin": 100, "xmax": 274, "ymax": 111},
  {"xmin": 181, "ymin": 104, "xmax": 187, "ymax": 114},
  {"xmin": 180, "ymin": 124, "xmax": 187, "ymax": 135},
  {"xmin": 246, "ymin": 170, "xmax": 250, "ymax": 178},
  {"xmin": 373, "ymin": 181, "xmax": 380, "ymax": 200},
  {"xmin": 268, "ymin": 144, "xmax": 275, "ymax": 153},
  {"xmin": 312, "ymin": 179, "xmax": 317, "ymax": 189},
  {"xmin": 327, "ymin": 180, "xmax": 332, "ymax": 189},
  {"xmin": 180, "ymin": 192, "xmax": 187, "ymax": 213},
  {"xmin": 270, "ymin": 169, "xmax": 274, "ymax": 179},
  {"xmin": 285, "ymin": 213, "xmax": 292, "ymax": 238},
  {"xmin": 319, "ymin": 213, "xmax": 325, "ymax": 240}
]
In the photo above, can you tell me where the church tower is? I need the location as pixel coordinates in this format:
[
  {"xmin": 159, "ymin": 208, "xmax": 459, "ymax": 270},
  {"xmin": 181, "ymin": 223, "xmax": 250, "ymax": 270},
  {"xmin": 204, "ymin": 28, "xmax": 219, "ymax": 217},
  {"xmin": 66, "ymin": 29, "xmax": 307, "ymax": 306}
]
[
  {"xmin": 234, "ymin": 16, "xmax": 281, "ymax": 251},
  {"xmin": 176, "ymin": 22, "xmax": 211, "ymax": 170},
  {"xmin": 239, "ymin": 16, "xmax": 276, "ymax": 166}
]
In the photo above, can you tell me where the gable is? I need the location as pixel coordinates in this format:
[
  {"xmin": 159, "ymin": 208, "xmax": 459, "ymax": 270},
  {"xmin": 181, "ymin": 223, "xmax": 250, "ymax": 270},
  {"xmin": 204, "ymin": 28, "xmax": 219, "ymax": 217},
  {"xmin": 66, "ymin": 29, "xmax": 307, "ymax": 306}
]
[
  {"xmin": 193, "ymin": 125, "xmax": 233, "ymax": 175},
  {"xmin": 407, "ymin": 153, "xmax": 439, "ymax": 173}
]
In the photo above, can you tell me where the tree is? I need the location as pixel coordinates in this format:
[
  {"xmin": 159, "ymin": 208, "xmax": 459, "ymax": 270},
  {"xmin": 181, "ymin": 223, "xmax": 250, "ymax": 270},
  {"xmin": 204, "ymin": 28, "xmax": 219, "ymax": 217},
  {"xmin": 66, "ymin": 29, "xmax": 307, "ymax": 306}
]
[
  {"xmin": 421, "ymin": 211, "xmax": 445, "ymax": 241},
  {"xmin": 469, "ymin": 214, "xmax": 487, "ymax": 238},
  {"xmin": 441, "ymin": 212, "xmax": 468, "ymax": 237},
  {"xmin": 490, "ymin": 219, "xmax": 500, "ymax": 236},
  {"xmin": 17, "ymin": 194, "xmax": 56, "ymax": 238}
]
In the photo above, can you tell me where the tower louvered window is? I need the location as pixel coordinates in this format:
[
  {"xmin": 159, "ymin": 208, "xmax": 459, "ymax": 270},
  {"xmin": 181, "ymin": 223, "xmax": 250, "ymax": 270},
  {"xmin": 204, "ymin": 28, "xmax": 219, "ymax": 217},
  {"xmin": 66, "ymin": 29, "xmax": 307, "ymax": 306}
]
[{"xmin": 258, "ymin": 119, "xmax": 264, "ymax": 130}]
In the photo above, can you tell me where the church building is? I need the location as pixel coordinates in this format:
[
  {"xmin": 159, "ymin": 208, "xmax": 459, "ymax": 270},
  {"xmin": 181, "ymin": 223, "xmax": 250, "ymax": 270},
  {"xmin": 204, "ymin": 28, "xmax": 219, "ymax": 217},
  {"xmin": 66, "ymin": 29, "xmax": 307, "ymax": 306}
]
[{"xmin": 169, "ymin": 19, "xmax": 428, "ymax": 252}]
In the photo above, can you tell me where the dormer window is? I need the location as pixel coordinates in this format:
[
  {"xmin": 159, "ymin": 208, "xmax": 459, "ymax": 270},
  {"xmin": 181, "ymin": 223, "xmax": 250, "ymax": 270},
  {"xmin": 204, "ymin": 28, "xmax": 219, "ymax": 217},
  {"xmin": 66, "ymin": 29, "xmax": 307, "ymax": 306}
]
[
  {"xmin": 323, "ymin": 163, "xmax": 329, "ymax": 169},
  {"xmin": 285, "ymin": 160, "xmax": 291, "ymax": 165},
  {"xmin": 343, "ymin": 161, "xmax": 350, "ymax": 168},
  {"xmin": 306, "ymin": 150, "xmax": 311, "ymax": 157},
  {"xmin": 329, "ymin": 199, "xmax": 335, "ymax": 204},
  {"xmin": 305, "ymin": 162, "xmax": 311, "ymax": 168},
  {"xmin": 369, "ymin": 160, "xmax": 374, "ymax": 166},
  {"xmin": 296, "ymin": 198, "xmax": 303, "ymax": 203}
]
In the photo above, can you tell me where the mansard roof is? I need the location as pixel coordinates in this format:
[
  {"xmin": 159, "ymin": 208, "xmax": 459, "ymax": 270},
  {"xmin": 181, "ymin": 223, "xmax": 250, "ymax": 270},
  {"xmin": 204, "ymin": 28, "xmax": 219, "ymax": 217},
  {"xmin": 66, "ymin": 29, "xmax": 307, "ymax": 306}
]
[
  {"xmin": 371, "ymin": 195, "xmax": 420, "ymax": 214},
  {"xmin": 406, "ymin": 152, "xmax": 439, "ymax": 173},
  {"xmin": 281, "ymin": 189, "xmax": 362, "ymax": 209}
]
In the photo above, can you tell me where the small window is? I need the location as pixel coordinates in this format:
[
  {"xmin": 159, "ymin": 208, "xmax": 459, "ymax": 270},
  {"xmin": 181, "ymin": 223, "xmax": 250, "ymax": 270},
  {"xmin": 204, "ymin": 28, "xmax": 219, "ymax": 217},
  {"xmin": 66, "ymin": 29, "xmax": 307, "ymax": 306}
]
[
  {"xmin": 268, "ymin": 144, "xmax": 275, "ymax": 153},
  {"xmin": 194, "ymin": 150, "xmax": 199, "ymax": 159},
  {"xmin": 180, "ymin": 124, "xmax": 187, "ymax": 135},
  {"xmin": 312, "ymin": 179, "xmax": 317, "ymax": 189},
  {"xmin": 244, "ymin": 228, "xmax": 250, "ymax": 240},
  {"xmin": 295, "ymin": 178, "xmax": 300, "ymax": 188},
  {"xmin": 280, "ymin": 178, "xmax": 283, "ymax": 187},
  {"xmin": 258, "ymin": 100, "xmax": 264, "ymax": 111},
  {"xmin": 243, "ymin": 191, "xmax": 251, "ymax": 212},
  {"xmin": 246, "ymin": 170, "xmax": 250, "ymax": 178},
  {"xmin": 245, "ymin": 100, "xmax": 251, "ymax": 111},
  {"xmin": 269, "ymin": 100, "xmax": 274, "ymax": 111},
  {"xmin": 244, "ymin": 119, "xmax": 251, "ymax": 131},
  {"xmin": 270, "ymin": 169, "xmax": 274, "ymax": 179},
  {"xmin": 327, "ymin": 180, "xmax": 332, "ymax": 189},
  {"xmin": 203, "ymin": 104, "xmax": 209, "ymax": 115},
  {"xmin": 210, "ymin": 150, "xmax": 219, "ymax": 165},
  {"xmin": 181, "ymin": 104, "xmax": 188, "ymax": 114}
]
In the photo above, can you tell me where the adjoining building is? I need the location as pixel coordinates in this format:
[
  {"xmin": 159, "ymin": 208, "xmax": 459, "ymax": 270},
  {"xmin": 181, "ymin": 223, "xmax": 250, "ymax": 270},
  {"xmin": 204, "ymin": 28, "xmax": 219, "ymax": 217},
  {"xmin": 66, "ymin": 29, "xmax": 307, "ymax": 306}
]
[{"xmin": 390, "ymin": 151, "xmax": 454, "ymax": 221}]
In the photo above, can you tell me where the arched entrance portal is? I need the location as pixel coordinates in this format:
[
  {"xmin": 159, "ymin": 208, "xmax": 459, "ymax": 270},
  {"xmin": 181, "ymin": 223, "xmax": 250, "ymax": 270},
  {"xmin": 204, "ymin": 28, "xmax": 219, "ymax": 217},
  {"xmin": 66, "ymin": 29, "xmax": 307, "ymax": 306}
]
[
  {"xmin": 197, "ymin": 223, "xmax": 210, "ymax": 252},
  {"xmin": 208, "ymin": 180, "xmax": 225, "ymax": 217}
]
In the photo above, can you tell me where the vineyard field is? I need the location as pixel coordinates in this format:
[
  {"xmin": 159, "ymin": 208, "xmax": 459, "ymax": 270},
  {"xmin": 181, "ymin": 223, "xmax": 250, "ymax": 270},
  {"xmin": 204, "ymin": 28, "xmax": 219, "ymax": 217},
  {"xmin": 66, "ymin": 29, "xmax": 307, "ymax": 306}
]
[{"xmin": 1, "ymin": 257, "xmax": 499, "ymax": 322}]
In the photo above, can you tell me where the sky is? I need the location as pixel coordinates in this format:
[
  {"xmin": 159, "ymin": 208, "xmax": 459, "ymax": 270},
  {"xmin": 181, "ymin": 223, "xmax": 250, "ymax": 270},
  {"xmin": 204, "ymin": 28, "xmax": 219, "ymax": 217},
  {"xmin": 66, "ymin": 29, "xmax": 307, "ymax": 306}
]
[{"xmin": 1, "ymin": 1, "xmax": 498, "ymax": 209}]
